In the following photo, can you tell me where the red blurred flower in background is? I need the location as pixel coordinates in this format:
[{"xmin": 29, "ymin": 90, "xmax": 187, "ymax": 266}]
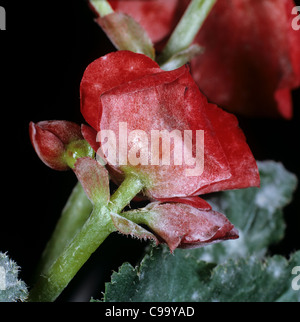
[
  {"xmin": 96, "ymin": 0, "xmax": 300, "ymax": 119},
  {"xmin": 192, "ymin": 0, "xmax": 300, "ymax": 119},
  {"xmin": 106, "ymin": 0, "xmax": 187, "ymax": 44}
]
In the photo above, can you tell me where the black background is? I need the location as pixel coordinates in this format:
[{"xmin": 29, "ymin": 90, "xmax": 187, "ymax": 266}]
[{"xmin": 0, "ymin": 0, "xmax": 299, "ymax": 301}]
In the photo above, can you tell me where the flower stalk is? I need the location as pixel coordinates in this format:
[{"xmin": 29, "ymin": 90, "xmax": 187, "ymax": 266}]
[
  {"xmin": 157, "ymin": 0, "xmax": 217, "ymax": 65},
  {"xmin": 28, "ymin": 174, "xmax": 145, "ymax": 302},
  {"xmin": 33, "ymin": 182, "xmax": 93, "ymax": 280},
  {"xmin": 89, "ymin": 0, "xmax": 113, "ymax": 17}
]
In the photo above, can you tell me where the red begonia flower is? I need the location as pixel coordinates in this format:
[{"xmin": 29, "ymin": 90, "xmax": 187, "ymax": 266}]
[
  {"xmin": 80, "ymin": 51, "xmax": 260, "ymax": 199},
  {"xmin": 29, "ymin": 121, "xmax": 83, "ymax": 171},
  {"xmin": 100, "ymin": 0, "xmax": 300, "ymax": 119}
]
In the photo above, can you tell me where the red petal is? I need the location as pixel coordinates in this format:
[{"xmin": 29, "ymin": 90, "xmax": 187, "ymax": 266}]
[
  {"xmin": 191, "ymin": 0, "xmax": 300, "ymax": 119},
  {"xmin": 274, "ymin": 88, "xmax": 293, "ymax": 120},
  {"xmin": 99, "ymin": 64, "xmax": 232, "ymax": 198},
  {"xmin": 80, "ymin": 51, "xmax": 161, "ymax": 130},
  {"xmin": 81, "ymin": 124, "xmax": 99, "ymax": 152},
  {"xmin": 35, "ymin": 120, "xmax": 82, "ymax": 145},
  {"xmin": 156, "ymin": 196, "xmax": 212, "ymax": 211},
  {"xmin": 195, "ymin": 104, "xmax": 260, "ymax": 195},
  {"xmin": 179, "ymin": 227, "xmax": 239, "ymax": 249}
]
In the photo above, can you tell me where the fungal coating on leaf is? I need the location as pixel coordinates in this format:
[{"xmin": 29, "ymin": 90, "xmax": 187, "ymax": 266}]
[{"xmin": 0, "ymin": 252, "xmax": 28, "ymax": 302}]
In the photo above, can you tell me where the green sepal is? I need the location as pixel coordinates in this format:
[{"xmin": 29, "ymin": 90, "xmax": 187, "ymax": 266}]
[
  {"xmin": 63, "ymin": 140, "xmax": 94, "ymax": 169},
  {"xmin": 96, "ymin": 12, "xmax": 155, "ymax": 60}
]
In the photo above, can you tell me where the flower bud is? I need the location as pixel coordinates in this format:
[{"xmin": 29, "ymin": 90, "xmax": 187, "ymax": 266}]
[
  {"xmin": 122, "ymin": 200, "xmax": 238, "ymax": 252},
  {"xmin": 29, "ymin": 120, "xmax": 84, "ymax": 171}
]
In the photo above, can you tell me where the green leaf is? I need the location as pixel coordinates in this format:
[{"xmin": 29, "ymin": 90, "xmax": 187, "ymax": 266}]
[
  {"xmin": 99, "ymin": 160, "xmax": 299, "ymax": 302},
  {"xmin": 103, "ymin": 246, "xmax": 214, "ymax": 302},
  {"xmin": 102, "ymin": 246, "xmax": 300, "ymax": 302},
  {"xmin": 194, "ymin": 161, "xmax": 298, "ymax": 263},
  {"xmin": 0, "ymin": 252, "xmax": 28, "ymax": 302},
  {"xmin": 96, "ymin": 12, "xmax": 155, "ymax": 60}
]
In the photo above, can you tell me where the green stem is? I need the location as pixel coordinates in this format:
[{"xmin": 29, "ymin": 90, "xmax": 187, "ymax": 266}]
[
  {"xmin": 121, "ymin": 209, "xmax": 149, "ymax": 226},
  {"xmin": 109, "ymin": 175, "xmax": 145, "ymax": 214},
  {"xmin": 157, "ymin": 0, "xmax": 217, "ymax": 65},
  {"xmin": 34, "ymin": 182, "xmax": 93, "ymax": 280},
  {"xmin": 28, "ymin": 175, "xmax": 145, "ymax": 302},
  {"xmin": 90, "ymin": 0, "xmax": 113, "ymax": 17},
  {"xmin": 28, "ymin": 206, "xmax": 113, "ymax": 302}
]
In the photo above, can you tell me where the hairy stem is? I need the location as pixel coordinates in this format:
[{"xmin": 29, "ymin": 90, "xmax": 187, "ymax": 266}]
[
  {"xmin": 34, "ymin": 182, "xmax": 93, "ymax": 280},
  {"xmin": 28, "ymin": 175, "xmax": 145, "ymax": 302},
  {"xmin": 28, "ymin": 206, "xmax": 114, "ymax": 302},
  {"xmin": 108, "ymin": 175, "xmax": 145, "ymax": 214}
]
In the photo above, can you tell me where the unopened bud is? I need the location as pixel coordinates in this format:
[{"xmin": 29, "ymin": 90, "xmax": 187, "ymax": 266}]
[{"xmin": 29, "ymin": 120, "xmax": 92, "ymax": 171}]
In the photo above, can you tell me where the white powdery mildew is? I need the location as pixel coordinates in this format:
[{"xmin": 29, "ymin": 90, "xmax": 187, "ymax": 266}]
[
  {"xmin": 255, "ymin": 161, "xmax": 298, "ymax": 212},
  {"xmin": 255, "ymin": 184, "xmax": 282, "ymax": 211},
  {"xmin": 0, "ymin": 266, "xmax": 6, "ymax": 291},
  {"xmin": 0, "ymin": 252, "xmax": 28, "ymax": 302},
  {"xmin": 191, "ymin": 291, "xmax": 200, "ymax": 301}
]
